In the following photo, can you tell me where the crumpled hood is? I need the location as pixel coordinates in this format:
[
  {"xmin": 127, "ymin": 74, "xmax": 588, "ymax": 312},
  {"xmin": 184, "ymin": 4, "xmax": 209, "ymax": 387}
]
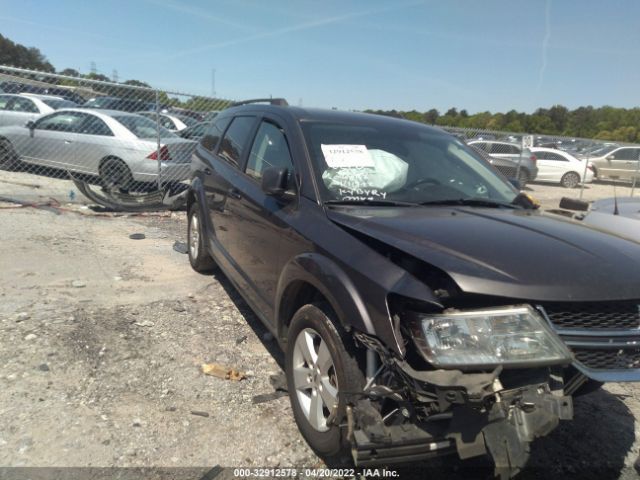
[{"xmin": 326, "ymin": 206, "xmax": 640, "ymax": 302}]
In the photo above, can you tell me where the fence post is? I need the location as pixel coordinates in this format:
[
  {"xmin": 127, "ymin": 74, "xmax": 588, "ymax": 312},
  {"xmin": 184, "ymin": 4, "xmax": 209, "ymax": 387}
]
[
  {"xmin": 579, "ymin": 153, "xmax": 589, "ymax": 200},
  {"xmin": 631, "ymin": 151, "xmax": 640, "ymax": 198},
  {"xmin": 155, "ymin": 89, "xmax": 161, "ymax": 191}
]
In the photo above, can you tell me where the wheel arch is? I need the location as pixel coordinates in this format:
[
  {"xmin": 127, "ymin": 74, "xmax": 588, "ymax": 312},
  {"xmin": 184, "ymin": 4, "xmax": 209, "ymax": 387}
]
[{"xmin": 275, "ymin": 254, "xmax": 376, "ymax": 346}]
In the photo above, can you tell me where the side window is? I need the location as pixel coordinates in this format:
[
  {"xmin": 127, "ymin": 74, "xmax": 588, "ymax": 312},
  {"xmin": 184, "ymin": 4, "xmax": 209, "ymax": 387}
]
[
  {"xmin": 159, "ymin": 116, "xmax": 175, "ymax": 130},
  {"xmin": 534, "ymin": 151, "xmax": 546, "ymax": 160},
  {"xmin": 34, "ymin": 112, "xmax": 85, "ymax": 132},
  {"xmin": 547, "ymin": 152, "xmax": 567, "ymax": 161},
  {"xmin": 509, "ymin": 145, "xmax": 521, "ymax": 155},
  {"xmin": 246, "ymin": 121, "xmax": 295, "ymax": 191},
  {"xmin": 10, "ymin": 97, "xmax": 39, "ymax": 113},
  {"xmin": 218, "ymin": 116, "xmax": 256, "ymax": 167},
  {"xmin": 490, "ymin": 143, "xmax": 510, "ymax": 154},
  {"xmin": 202, "ymin": 116, "xmax": 231, "ymax": 151},
  {"xmin": 473, "ymin": 142, "xmax": 488, "ymax": 152},
  {"xmin": 615, "ymin": 148, "xmax": 639, "ymax": 161},
  {"xmin": 77, "ymin": 114, "xmax": 113, "ymax": 136},
  {"xmin": 0, "ymin": 96, "xmax": 12, "ymax": 110}
]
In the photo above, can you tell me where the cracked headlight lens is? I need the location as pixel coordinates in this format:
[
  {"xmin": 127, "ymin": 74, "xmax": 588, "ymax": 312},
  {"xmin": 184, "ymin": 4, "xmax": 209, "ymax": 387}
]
[{"xmin": 412, "ymin": 305, "xmax": 572, "ymax": 368}]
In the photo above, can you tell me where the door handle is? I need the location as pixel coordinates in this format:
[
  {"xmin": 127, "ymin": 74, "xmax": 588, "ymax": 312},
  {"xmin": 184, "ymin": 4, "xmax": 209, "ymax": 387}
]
[
  {"xmin": 64, "ymin": 140, "xmax": 73, "ymax": 144},
  {"xmin": 228, "ymin": 188, "xmax": 242, "ymax": 200},
  {"xmin": 204, "ymin": 167, "xmax": 212, "ymax": 175}
]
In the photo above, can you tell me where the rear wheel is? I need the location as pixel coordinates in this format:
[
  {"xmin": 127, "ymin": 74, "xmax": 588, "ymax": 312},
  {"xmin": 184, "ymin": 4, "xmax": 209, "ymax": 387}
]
[
  {"xmin": 561, "ymin": 171, "xmax": 581, "ymax": 188},
  {"xmin": 517, "ymin": 169, "xmax": 529, "ymax": 188},
  {"xmin": 188, "ymin": 202, "xmax": 216, "ymax": 273},
  {"xmin": 0, "ymin": 140, "xmax": 20, "ymax": 170},
  {"xmin": 99, "ymin": 158, "xmax": 134, "ymax": 192},
  {"xmin": 286, "ymin": 303, "xmax": 365, "ymax": 464}
]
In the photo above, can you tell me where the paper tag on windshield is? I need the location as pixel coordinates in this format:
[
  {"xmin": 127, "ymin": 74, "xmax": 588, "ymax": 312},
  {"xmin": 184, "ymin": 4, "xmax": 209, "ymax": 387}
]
[{"xmin": 321, "ymin": 144, "xmax": 374, "ymax": 168}]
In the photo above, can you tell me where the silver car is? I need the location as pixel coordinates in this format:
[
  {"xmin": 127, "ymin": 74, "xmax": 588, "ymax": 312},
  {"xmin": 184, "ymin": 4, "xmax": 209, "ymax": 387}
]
[
  {"xmin": 0, "ymin": 109, "xmax": 196, "ymax": 189},
  {"xmin": 580, "ymin": 145, "xmax": 640, "ymax": 182},
  {"xmin": 468, "ymin": 140, "xmax": 539, "ymax": 184}
]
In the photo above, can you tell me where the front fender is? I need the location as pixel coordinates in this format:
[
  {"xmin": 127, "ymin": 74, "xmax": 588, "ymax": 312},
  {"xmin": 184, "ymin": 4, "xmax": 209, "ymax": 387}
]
[{"xmin": 276, "ymin": 253, "xmax": 436, "ymax": 357}]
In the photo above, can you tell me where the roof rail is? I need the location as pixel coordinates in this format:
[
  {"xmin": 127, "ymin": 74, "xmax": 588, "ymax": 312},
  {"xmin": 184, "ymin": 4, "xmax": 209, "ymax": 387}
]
[{"xmin": 230, "ymin": 98, "xmax": 289, "ymax": 107}]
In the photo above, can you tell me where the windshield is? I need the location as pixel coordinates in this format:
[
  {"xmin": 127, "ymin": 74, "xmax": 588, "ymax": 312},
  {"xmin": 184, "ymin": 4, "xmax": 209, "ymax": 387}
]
[
  {"xmin": 113, "ymin": 115, "xmax": 177, "ymax": 139},
  {"xmin": 301, "ymin": 121, "xmax": 518, "ymax": 205},
  {"xmin": 41, "ymin": 98, "xmax": 77, "ymax": 109}
]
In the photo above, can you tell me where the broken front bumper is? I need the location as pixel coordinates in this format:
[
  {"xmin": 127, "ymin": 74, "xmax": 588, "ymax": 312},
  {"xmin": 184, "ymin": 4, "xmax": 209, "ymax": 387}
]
[{"xmin": 348, "ymin": 354, "xmax": 573, "ymax": 477}]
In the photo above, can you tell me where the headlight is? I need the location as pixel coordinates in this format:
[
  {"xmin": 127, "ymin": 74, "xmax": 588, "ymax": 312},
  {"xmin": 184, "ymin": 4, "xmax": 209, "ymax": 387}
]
[{"xmin": 409, "ymin": 305, "xmax": 572, "ymax": 368}]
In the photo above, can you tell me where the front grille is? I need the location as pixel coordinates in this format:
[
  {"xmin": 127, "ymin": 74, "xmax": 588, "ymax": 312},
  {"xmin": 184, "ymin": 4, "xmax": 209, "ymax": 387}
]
[
  {"xmin": 573, "ymin": 348, "xmax": 640, "ymax": 370},
  {"xmin": 541, "ymin": 301, "xmax": 640, "ymax": 330}
]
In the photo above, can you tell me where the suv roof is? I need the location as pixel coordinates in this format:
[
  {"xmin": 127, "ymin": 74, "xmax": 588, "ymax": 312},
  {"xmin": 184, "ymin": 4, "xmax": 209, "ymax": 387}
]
[{"xmin": 223, "ymin": 100, "xmax": 447, "ymax": 133}]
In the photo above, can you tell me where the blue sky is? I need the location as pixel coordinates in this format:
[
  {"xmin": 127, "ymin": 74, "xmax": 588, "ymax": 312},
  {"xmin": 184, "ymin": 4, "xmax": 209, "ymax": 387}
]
[{"xmin": 1, "ymin": 0, "xmax": 639, "ymax": 113}]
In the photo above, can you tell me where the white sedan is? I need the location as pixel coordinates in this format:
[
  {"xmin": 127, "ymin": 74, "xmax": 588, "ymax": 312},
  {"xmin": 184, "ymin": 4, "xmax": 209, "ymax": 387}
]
[
  {"xmin": 530, "ymin": 147, "xmax": 594, "ymax": 188},
  {"xmin": 0, "ymin": 93, "xmax": 76, "ymax": 128}
]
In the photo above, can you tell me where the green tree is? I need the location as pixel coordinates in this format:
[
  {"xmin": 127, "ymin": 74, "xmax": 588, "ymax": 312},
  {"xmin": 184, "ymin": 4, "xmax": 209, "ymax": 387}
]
[{"xmin": 0, "ymin": 33, "xmax": 54, "ymax": 72}]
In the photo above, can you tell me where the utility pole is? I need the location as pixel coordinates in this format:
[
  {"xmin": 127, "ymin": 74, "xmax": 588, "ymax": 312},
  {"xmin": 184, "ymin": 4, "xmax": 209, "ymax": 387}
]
[
  {"xmin": 112, "ymin": 69, "xmax": 119, "ymax": 82},
  {"xmin": 211, "ymin": 68, "xmax": 216, "ymax": 98},
  {"xmin": 90, "ymin": 61, "xmax": 97, "ymax": 74}
]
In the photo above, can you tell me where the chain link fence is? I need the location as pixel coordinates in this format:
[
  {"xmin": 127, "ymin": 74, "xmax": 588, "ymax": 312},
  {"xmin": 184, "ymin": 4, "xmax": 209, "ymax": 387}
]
[
  {"xmin": 0, "ymin": 65, "xmax": 232, "ymax": 211},
  {"xmin": 1, "ymin": 64, "xmax": 639, "ymax": 212}
]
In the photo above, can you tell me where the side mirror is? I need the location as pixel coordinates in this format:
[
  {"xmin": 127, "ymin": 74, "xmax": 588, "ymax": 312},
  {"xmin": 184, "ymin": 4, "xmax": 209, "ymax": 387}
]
[
  {"xmin": 508, "ymin": 178, "xmax": 521, "ymax": 190},
  {"xmin": 261, "ymin": 166, "xmax": 288, "ymax": 197},
  {"xmin": 25, "ymin": 120, "xmax": 35, "ymax": 130},
  {"xmin": 606, "ymin": 155, "xmax": 614, "ymax": 161}
]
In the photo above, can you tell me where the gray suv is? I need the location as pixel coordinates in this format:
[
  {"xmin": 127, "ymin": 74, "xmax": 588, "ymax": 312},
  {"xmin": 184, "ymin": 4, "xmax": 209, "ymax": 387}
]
[
  {"xmin": 585, "ymin": 145, "xmax": 640, "ymax": 182},
  {"xmin": 468, "ymin": 140, "xmax": 539, "ymax": 185}
]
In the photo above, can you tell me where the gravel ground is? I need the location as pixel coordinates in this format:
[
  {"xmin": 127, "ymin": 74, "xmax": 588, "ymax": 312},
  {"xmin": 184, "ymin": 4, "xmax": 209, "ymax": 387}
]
[{"xmin": 1, "ymin": 170, "xmax": 639, "ymax": 478}]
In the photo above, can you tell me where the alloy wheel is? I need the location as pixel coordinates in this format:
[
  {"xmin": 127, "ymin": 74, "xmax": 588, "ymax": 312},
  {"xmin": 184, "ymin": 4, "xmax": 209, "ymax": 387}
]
[
  {"xmin": 292, "ymin": 328, "xmax": 339, "ymax": 432},
  {"xmin": 189, "ymin": 212, "xmax": 200, "ymax": 258}
]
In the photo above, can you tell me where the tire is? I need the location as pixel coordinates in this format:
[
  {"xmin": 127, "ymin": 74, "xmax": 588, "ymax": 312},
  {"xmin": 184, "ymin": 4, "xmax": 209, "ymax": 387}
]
[
  {"xmin": 99, "ymin": 157, "xmax": 134, "ymax": 192},
  {"xmin": 517, "ymin": 169, "xmax": 529, "ymax": 188},
  {"xmin": 285, "ymin": 302, "xmax": 365, "ymax": 464},
  {"xmin": 561, "ymin": 171, "xmax": 581, "ymax": 189},
  {"xmin": 0, "ymin": 140, "xmax": 20, "ymax": 170},
  {"xmin": 187, "ymin": 202, "xmax": 216, "ymax": 273}
]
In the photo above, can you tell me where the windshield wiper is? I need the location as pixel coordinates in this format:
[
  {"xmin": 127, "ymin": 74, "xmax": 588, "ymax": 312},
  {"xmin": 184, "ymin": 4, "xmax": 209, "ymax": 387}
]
[
  {"xmin": 419, "ymin": 198, "xmax": 523, "ymax": 209},
  {"xmin": 324, "ymin": 199, "xmax": 418, "ymax": 207}
]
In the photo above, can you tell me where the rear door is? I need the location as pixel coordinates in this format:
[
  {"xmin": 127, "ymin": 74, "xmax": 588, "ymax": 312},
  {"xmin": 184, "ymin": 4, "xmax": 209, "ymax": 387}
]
[
  {"xmin": 62, "ymin": 112, "xmax": 115, "ymax": 174},
  {"xmin": 537, "ymin": 151, "xmax": 570, "ymax": 182}
]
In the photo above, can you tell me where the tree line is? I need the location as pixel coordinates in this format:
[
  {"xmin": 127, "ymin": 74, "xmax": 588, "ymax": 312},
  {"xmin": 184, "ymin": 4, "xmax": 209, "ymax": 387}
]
[{"xmin": 366, "ymin": 106, "xmax": 640, "ymax": 143}]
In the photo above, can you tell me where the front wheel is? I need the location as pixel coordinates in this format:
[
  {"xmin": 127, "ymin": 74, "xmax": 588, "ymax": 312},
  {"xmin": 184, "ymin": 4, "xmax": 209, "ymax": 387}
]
[
  {"xmin": 188, "ymin": 202, "xmax": 216, "ymax": 273},
  {"xmin": 561, "ymin": 171, "xmax": 581, "ymax": 188},
  {"xmin": 286, "ymin": 303, "xmax": 365, "ymax": 464}
]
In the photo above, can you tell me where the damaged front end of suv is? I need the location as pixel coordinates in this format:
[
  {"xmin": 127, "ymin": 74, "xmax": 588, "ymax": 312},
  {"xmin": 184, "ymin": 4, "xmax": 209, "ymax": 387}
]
[{"xmin": 347, "ymin": 305, "xmax": 574, "ymax": 478}]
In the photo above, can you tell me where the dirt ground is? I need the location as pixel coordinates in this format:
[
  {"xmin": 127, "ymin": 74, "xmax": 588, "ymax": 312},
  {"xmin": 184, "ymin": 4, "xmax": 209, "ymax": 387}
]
[{"xmin": 1, "ymin": 170, "xmax": 640, "ymax": 479}]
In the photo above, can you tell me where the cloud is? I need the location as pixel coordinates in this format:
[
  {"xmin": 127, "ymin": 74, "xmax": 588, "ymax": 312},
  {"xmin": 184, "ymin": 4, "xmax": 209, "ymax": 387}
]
[
  {"xmin": 141, "ymin": 0, "xmax": 254, "ymax": 31},
  {"xmin": 537, "ymin": 0, "xmax": 552, "ymax": 91},
  {"xmin": 164, "ymin": 0, "xmax": 427, "ymax": 60}
]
